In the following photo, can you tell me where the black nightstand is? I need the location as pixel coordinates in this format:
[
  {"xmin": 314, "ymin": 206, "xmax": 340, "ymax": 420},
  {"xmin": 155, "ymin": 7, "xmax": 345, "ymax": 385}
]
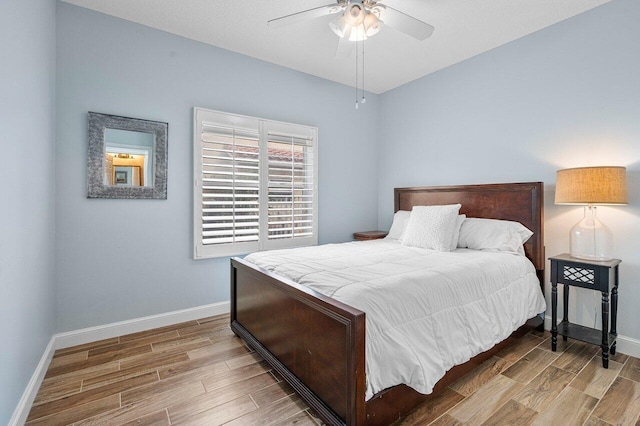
[{"xmin": 550, "ymin": 253, "xmax": 621, "ymax": 368}]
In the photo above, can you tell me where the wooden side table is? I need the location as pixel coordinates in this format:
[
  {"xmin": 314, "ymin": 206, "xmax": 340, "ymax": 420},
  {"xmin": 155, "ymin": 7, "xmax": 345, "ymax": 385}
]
[
  {"xmin": 550, "ymin": 253, "xmax": 621, "ymax": 368},
  {"xmin": 353, "ymin": 231, "xmax": 388, "ymax": 241}
]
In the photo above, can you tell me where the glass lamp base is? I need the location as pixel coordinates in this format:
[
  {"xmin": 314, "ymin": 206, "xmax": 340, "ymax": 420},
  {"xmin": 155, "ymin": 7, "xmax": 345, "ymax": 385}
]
[{"xmin": 569, "ymin": 206, "xmax": 613, "ymax": 261}]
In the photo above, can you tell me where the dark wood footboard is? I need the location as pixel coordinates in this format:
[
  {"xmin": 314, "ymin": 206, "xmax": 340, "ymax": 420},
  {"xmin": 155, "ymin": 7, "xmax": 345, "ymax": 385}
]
[{"xmin": 231, "ymin": 257, "xmax": 366, "ymax": 425}]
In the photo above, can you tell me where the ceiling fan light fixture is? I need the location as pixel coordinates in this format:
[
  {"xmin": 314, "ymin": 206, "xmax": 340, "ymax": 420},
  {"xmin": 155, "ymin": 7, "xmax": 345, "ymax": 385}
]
[
  {"xmin": 345, "ymin": 3, "xmax": 365, "ymax": 26},
  {"xmin": 363, "ymin": 12, "xmax": 383, "ymax": 37}
]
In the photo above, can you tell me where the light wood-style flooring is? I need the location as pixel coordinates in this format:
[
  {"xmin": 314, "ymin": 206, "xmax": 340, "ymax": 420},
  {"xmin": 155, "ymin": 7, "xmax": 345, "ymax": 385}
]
[{"xmin": 27, "ymin": 315, "xmax": 640, "ymax": 425}]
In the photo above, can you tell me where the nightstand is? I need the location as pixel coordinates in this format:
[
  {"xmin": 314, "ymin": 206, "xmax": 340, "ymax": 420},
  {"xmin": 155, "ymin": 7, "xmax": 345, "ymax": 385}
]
[
  {"xmin": 353, "ymin": 231, "xmax": 388, "ymax": 241},
  {"xmin": 550, "ymin": 254, "xmax": 621, "ymax": 368}
]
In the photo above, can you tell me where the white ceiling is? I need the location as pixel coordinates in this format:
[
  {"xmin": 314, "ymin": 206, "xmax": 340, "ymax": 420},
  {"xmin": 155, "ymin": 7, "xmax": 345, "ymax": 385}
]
[{"xmin": 62, "ymin": 0, "xmax": 611, "ymax": 94}]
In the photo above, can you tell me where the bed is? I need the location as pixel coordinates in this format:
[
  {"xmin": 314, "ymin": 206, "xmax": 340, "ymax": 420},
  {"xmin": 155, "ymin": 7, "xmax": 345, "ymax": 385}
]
[{"xmin": 230, "ymin": 182, "xmax": 545, "ymax": 426}]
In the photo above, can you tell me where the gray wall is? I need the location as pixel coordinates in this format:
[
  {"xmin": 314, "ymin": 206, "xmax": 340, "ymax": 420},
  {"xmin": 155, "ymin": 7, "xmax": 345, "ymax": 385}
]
[
  {"xmin": 0, "ymin": 0, "xmax": 57, "ymax": 422},
  {"xmin": 55, "ymin": 3, "xmax": 380, "ymax": 332},
  {"xmin": 378, "ymin": 0, "xmax": 640, "ymax": 340}
]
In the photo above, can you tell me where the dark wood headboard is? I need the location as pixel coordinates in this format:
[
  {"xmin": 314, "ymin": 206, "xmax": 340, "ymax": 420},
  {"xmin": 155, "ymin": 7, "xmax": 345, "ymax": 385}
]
[{"xmin": 394, "ymin": 182, "xmax": 544, "ymax": 272}]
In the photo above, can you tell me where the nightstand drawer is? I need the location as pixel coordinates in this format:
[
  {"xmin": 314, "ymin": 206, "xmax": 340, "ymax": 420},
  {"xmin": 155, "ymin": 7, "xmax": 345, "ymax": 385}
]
[{"xmin": 551, "ymin": 257, "xmax": 617, "ymax": 293}]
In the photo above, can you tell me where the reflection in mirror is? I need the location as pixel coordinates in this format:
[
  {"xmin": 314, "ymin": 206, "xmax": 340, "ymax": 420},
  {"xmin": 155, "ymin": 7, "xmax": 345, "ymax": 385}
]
[
  {"xmin": 87, "ymin": 112, "xmax": 167, "ymax": 199},
  {"xmin": 104, "ymin": 128, "xmax": 154, "ymax": 187}
]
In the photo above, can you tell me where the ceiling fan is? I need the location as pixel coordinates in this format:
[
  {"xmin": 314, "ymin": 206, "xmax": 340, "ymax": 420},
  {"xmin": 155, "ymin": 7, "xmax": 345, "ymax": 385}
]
[{"xmin": 267, "ymin": 0, "xmax": 435, "ymax": 42}]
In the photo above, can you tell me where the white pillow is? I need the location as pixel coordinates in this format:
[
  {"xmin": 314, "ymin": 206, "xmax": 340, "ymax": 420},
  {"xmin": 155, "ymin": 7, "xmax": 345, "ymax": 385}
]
[
  {"xmin": 402, "ymin": 204, "xmax": 462, "ymax": 251},
  {"xmin": 457, "ymin": 218, "xmax": 533, "ymax": 255},
  {"xmin": 450, "ymin": 214, "xmax": 466, "ymax": 251},
  {"xmin": 386, "ymin": 210, "xmax": 411, "ymax": 240}
]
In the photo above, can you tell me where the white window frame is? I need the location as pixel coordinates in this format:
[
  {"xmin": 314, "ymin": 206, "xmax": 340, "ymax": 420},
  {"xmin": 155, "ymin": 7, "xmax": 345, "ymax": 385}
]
[{"xmin": 194, "ymin": 107, "xmax": 318, "ymax": 259}]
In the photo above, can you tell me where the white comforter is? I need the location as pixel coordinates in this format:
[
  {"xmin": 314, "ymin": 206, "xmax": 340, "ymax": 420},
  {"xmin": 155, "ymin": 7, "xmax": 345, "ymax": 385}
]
[{"xmin": 244, "ymin": 240, "xmax": 546, "ymax": 400}]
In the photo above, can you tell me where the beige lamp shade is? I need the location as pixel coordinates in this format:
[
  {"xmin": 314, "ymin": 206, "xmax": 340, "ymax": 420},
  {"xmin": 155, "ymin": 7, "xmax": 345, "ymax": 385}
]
[{"xmin": 555, "ymin": 166, "xmax": 627, "ymax": 205}]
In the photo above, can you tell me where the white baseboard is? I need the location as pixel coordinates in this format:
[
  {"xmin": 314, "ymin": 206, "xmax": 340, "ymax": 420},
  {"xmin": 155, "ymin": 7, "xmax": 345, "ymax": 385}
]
[
  {"xmin": 544, "ymin": 315, "xmax": 640, "ymax": 358},
  {"xmin": 8, "ymin": 337, "xmax": 55, "ymax": 426},
  {"xmin": 9, "ymin": 301, "xmax": 230, "ymax": 425},
  {"xmin": 617, "ymin": 335, "xmax": 640, "ymax": 358},
  {"xmin": 54, "ymin": 301, "xmax": 230, "ymax": 350}
]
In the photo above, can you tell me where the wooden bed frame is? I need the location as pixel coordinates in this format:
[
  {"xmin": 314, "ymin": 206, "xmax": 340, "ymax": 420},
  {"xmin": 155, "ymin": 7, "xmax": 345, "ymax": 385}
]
[{"xmin": 230, "ymin": 182, "xmax": 545, "ymax": 426}]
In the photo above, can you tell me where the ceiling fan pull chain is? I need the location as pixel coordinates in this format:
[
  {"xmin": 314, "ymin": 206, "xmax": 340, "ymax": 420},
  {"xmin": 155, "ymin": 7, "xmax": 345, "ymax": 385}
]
[
  {"xmin": 355, "ymin": 37, "xmax": 359, "ymax": 109},
  {"xmin": 361, "ymin": 37, "xmax": 366, "ymax": 104}
]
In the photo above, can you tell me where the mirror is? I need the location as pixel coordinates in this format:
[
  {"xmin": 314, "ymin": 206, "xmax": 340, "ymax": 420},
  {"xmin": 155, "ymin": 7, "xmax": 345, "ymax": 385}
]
[
  {"xmin": 88, "ymin": 112, "xmax": 167, "ymax": 199},
  {"xmin": 105, "ymin": 128, "xmax": 154, "ymax": 187}
]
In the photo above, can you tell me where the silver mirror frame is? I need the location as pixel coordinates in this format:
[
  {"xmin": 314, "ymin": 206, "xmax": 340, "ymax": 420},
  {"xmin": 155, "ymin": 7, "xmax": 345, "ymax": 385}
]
[{"xmin": 87, "ymin": 112, "xmax": 168, "ymax": 199}]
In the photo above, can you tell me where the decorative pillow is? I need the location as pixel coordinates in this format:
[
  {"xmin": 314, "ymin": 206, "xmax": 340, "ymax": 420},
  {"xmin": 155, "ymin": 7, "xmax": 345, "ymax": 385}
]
[
  {"xmin": 386, "ymin": 210, "xmax": 411, "ymax": 240},
  {"xmin": 457, "ymin": 218, "xmax": 533, "ymax": 255},
  {"xmin": 450, "ymin": 214, "xmax": 466, "ymax": 251},
  {"xmin": 402, "ymin": 204, "xmax": 462, "ymax": 251}
]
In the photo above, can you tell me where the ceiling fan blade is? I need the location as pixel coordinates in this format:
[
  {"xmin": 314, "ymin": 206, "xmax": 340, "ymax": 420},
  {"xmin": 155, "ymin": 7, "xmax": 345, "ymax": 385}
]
[
  {"xmin": 335, "ymin": 27, "xmax": 353, "ymax": 58},
  {"xmin": 268, "ymin": 3, "xmax": 343, "ymax": 29},
  {"xmin": 376, "ymin": 5, "xmax": 434, "ymax": 40}
]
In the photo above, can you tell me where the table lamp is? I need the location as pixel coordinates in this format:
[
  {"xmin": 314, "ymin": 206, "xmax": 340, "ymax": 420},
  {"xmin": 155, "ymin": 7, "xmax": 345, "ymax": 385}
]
[{"xmin": 555, "ymin": 166, "xmax": 627, "ymax": 261}]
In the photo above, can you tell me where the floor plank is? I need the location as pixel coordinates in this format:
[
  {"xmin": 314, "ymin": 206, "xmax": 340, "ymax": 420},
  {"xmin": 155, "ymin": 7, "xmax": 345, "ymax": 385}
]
[
  {"xmin": 448, "ymin": 374, "xmax": 523, "ymax": 425},
  {"xmin": 570, "ymin": 356, "xmax": 624, "ymax": 399},
  {"xmin": 86, "ymin": 330, "xmax": 179, "ymax": 357},
  {"xmin": 225, "ymin": 351, "xmax": 263, "ymax": 370},
  {"xmin": 25, "ymin": 394, "xmax": 120, "ymax": 426},
  {"xmin": 48, "ymin": 350, "xmax": 88, "ymax": 369},
  {"xmin": 41, "ymin": 360, "xmax": 121, "ymax": 384},
  {"xmin": 448, "ymin": 356, "xmax": 509, "ymax": 397},
  {"xmin": 52, "ymin": 337, "xmax": 119, "ymax": 357},
  {"xmin": 76, "ymin": 381, "xmax": 206, "ymax": 425},
  {"xmin": 512, "ymin": 365, "xmax": 575, "ymax": 411},
  {"xmin": 537, "ymin": 335, "xmax": 574, "ymax": 354},
  {"xmin": 552, "ymin": 340, "xmax": 600, "ymax": 374},
  {"xmin": 495, "ymin": 335, "xmax": 544, "ymax": 364},
  {"xmin": 118, "ymin": 350, "xmax": 191, "ymax": 372},
  {"xmin": 119, "ymin": 320, "xmax": 199, "ymax": 343},
  {"xmin": 81, "ymin": 363, "xmax": 166, "ymax": 391},
  {"xmin": 620, "ymin": 356, "xmax": 640, "ymax": 383},
  {"xmin": 119, "ymin": 409, "xmax": 171, "ymax": 426},
  {"xmin": 583, "ymin": 416, "xmax": 614, "ymax": 426},
  {"xmin": 32, "ymin": 377, "xmax": 82, "ymax": 406},
  {"xmin": 277, "ymin": 410, "xmax": 319, "ymax": 426},
  {"xmin": 250, "ymin": 379, "xmax": 296, "ymax": 408},
  {"xmin": 172, "ymin": 394, "xmax": 257, "ymax": 426},
  {"xmin": 592, "ymin": 376, "xmax": 640, "ymax": 425},
  {"xmin": 196, "ymin": 314, "xmax": 228, "ymax": 324},
  {"xmin": 607, "ymin": 351, "xmax": 630, "ymax": 365},
  {"xmin": 187, "ymin": 337, "xmax": 249, "ymax": 360},
  {"xmin": 167, "ymin": 372, "xmax": 277, "ymax": 424},
  {"xmin": 150, "ymin": 333, "xmax": 212, "ymax": 352},
  {"xmin": 176, "ymin": 319, "xmax": 229, "ymax": 338},
  {"xmin": 501, "ymin": 348, "xmax": 559, "ymax": 384},
  {"xmin": 156, "ymin": 355, "xmax": 230, "ymax": 382},
  {"xmin": 427, "ymin": 413, "xmax": 464, "ymax": 426},
  {"xmin": 531, "ymin": 386, "xmax": 598, "ymax": 426},
  {"xmin": 479, "ymin": 399, "xmax": 538, "ymax": 426},
  {"xmin": 45, "ymin": 344, "xmax": 152, "ymax": 378},
  {"xmin": 201, "ymin": 361, "xmax": 274, "ymax": 392},
  {"xmin": 223, "ymin": 394, "xmax": 307, "ymax": 426},
  {"xmin": 27, "ymin": 370, "xmax": 158, "ymax": 422},
  {"xmin": 396, "ymin": 388, "xmax": 465, "ymax": 425}
]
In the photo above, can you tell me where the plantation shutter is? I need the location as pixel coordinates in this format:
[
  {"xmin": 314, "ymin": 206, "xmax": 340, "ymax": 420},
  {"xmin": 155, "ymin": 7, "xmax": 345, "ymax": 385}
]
[
  {"xmin": 194, "ymin": 108, "xmax": 317, "ymax": 259},
  {"xmin": 263, "ymin": 122, "xmax": 317, "ymax": 251},
  {"xmin": 195, "ymin": 110, "xmax": 261, "ymax": 257}
]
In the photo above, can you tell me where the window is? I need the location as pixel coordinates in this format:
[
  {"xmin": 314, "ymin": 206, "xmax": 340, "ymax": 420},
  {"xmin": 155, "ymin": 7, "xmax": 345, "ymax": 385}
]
[{"xmin": 194, "ymin": 108, "xmax": 318, "ymax": 259}]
